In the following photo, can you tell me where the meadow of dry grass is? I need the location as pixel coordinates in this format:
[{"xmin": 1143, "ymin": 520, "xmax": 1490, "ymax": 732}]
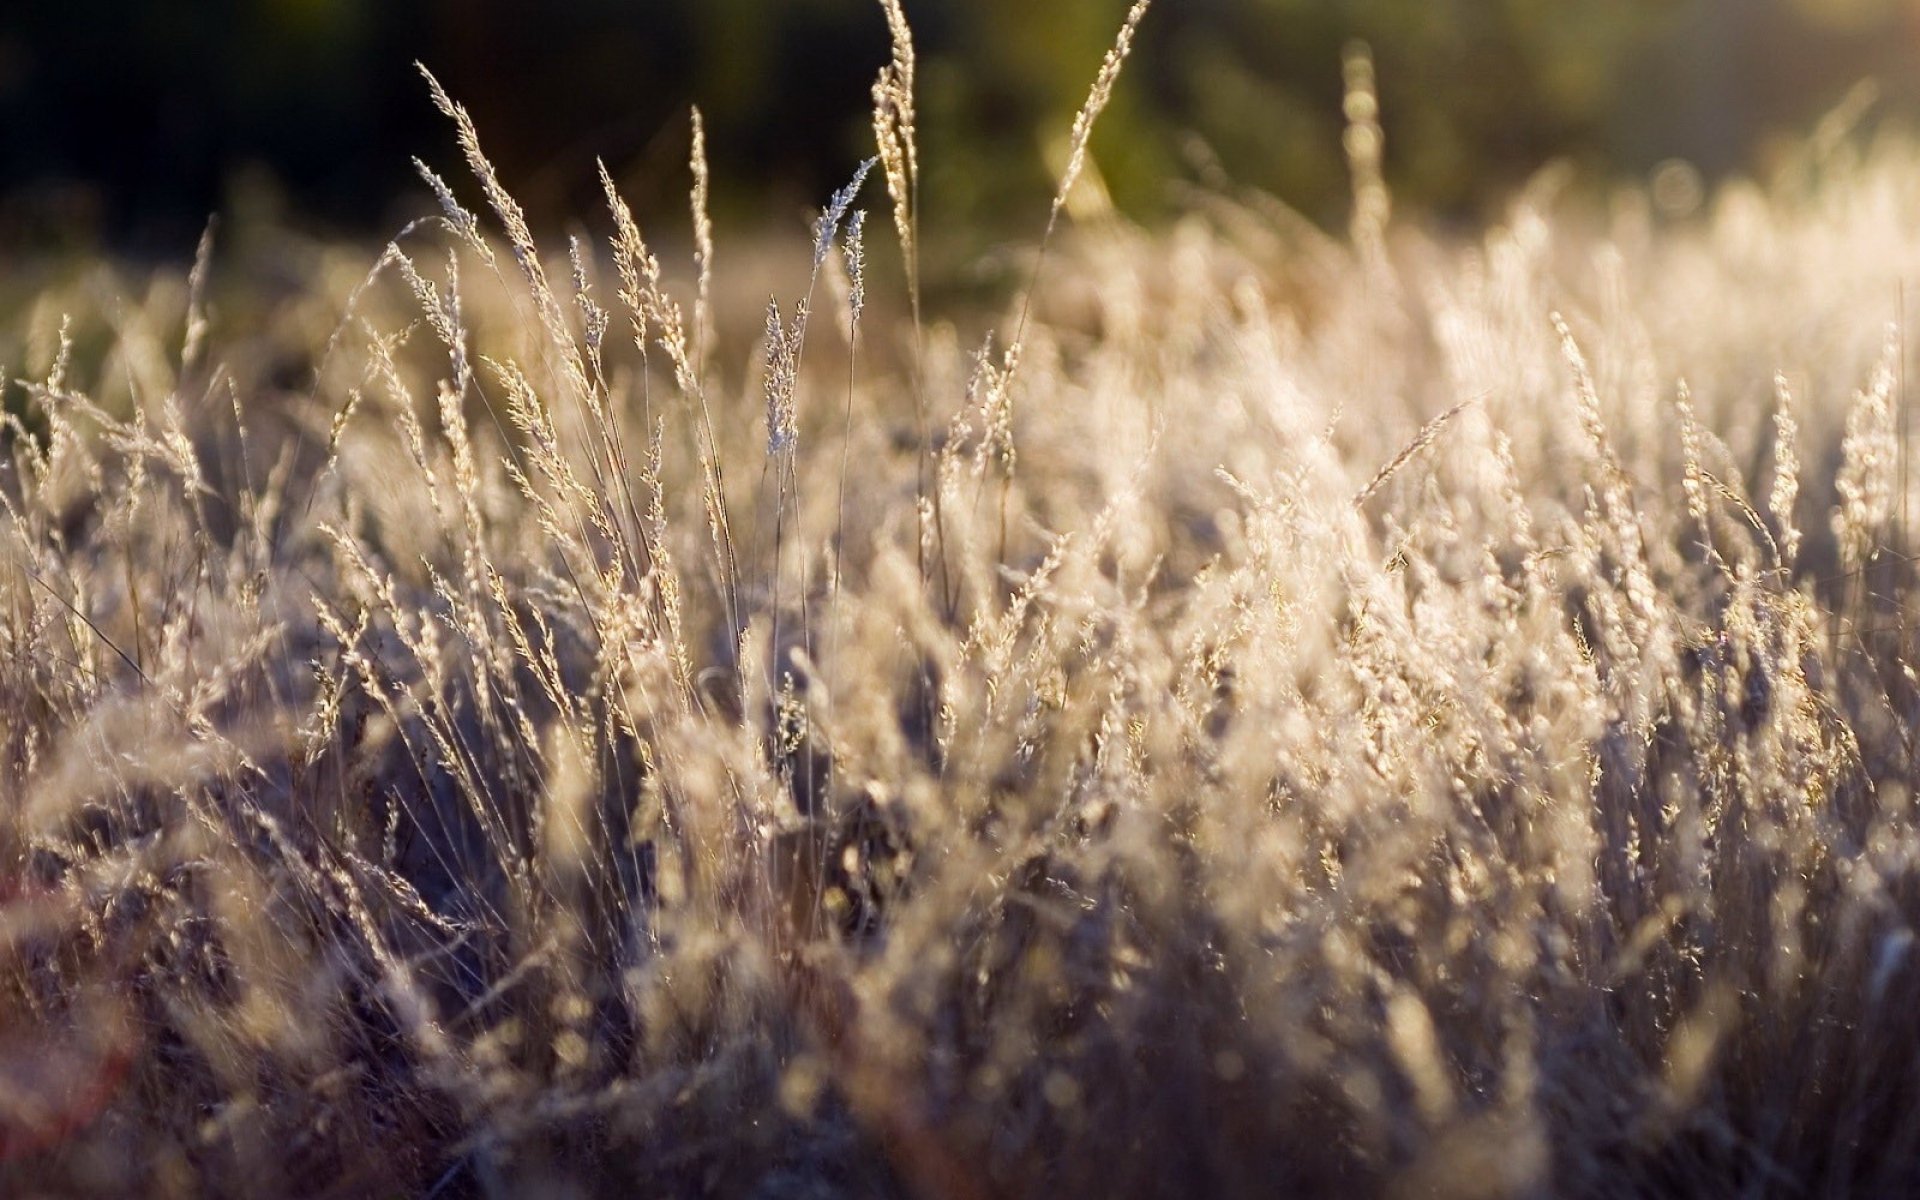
[{"xmin": 10, "ymin": 7, "xmax": 1920, "ymax": 1197}]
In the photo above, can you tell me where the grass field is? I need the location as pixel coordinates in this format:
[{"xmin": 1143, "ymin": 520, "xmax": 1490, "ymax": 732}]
[{"xmin": 9, "ymin": 7, "xmax": 1920, "ymax": 1196}]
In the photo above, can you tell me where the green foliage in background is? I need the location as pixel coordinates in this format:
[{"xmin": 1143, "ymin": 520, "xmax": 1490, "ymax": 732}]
[{"xmin": 1, "ymin": 0, "xmax": 1916, "ymax": 242}]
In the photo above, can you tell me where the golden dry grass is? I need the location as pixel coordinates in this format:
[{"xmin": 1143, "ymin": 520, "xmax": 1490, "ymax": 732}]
[{"xmin": 6, "ymin": 9, "xmax": 1920, "ymax": 1197}]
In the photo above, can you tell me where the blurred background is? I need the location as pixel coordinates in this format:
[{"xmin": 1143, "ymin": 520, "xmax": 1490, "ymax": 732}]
[{"xmin": 3, "ymin": 0, "xmax": 1920, "ymax": 255}]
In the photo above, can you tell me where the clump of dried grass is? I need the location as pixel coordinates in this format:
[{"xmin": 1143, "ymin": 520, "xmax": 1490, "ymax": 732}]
[{"xmin": 8, "ymin": 6, "xmax": 1920, "ymax": 1198}]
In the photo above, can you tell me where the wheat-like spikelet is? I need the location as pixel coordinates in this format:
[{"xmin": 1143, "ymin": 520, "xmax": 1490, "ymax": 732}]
[
  {"xmin": 1351, "ymin": 397, "xmax": 1473, "ymax": 508},
  {"xmin": 1772, "ymin": 371, "xmax": 1803, "ymax": 569},
  {"xmin": 1051, "ymin": 0, "xmax": 1152, "ymax": 227},
  {"xmin": 1675, "ymin": 378, "xmax": 1726, "ymax": 573},
  {"xmin": 689, "ymin": 107, "xmax": 715, "ymax": 376},
  {"xmin": 1835, "ymin": 327, "xmax": 1900, "ymax": 580},
  {"xmin": 813, "ymin": 159, "xmax": 876, "ymax": 276},
  {"xmin": 418, "ymin": 65, "xmax": 558, "ymax": 330},
  {"xmin": 764, "ymin": 299, "xmax": 798, "ymax": 458},
  {"xmin": 843, "ymin": 210, "xmax": 868, "ymax": 329},
  {"xmin": 871, "ymin": 0, "xmax": 919, "ymax": 303}
]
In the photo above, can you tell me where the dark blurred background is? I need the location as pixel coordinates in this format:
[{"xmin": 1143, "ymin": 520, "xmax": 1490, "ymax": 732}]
[{"xmin": 3, "ymin": 0, "xmax": 1919, "ymax": 255}]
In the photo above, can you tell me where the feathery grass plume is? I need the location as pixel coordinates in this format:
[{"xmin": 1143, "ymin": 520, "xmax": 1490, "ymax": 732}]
[
  {"xmin": 833, "ymin": 210, "xmax": 868, "ymax": 649},
  {"xmin": 599, "ymin": 156, "xmax": 740, "ymax": 637},
  {"xmin": 598, "ymin": 161, "xmax": 697, "ymax": 398},
  {"xmin": 843, "ymin": 210, "xmax": 868, "ymax": 329},
  {"xmin": 764, "ymin": 299, "xmax": 797, "ymax": 458},
  {"xmin": 983, "ymin": 0, "xmax": 1151, "ymax": 568},
  {"xmin": 395, "ymin": 248, "xmax": 470, "ymax": 394},
  {"xmin": 1352, "ymin": 398, "xmax": 1474, "ymax": 508},
  {"xmin": 1553, "ymin": 314, "xmax": 1613, "ymax": 462},
  {"xmin": 1772, "ymin": 371, "xmax": 1803, "ymax": 569},
  {"xmin": 568, "ymin": 234, "xmax": 608, "ymax": 361},
  {"xmin": 1834, "ymin": 326, "xmax": 1900, "ymax": 581},
  {"xmin": 418, "ymin": 66, "xmax": 612, "ymax": 561},
  {"xmin": 870, "ymin": 0, "xmax": 952, "ymax": 613},
  {"xmin": 1675, "ymin": 378, "xmax": 1726, "ymax": 574},
  {"xmin": 814, "ymin": 158, "xmax": 877, "ymax": 276},
  {"xmin": 764, "ymin": 157, "xmax": 877, "ymax": 462},
  {"xmin": 1700, "ymin": 466, "xmax": 1782, "ymax": 571},
  {"xmin": 871, "ymin": 0, "xmax": 919, "ymax": 305},
  {"xmin": 689, "ymin": 107, "xmax": 715, "ymax": 376},
  {"xmin": 418, "ymin": 65, "xmax": 552, "ymax": 317},
  {"xmin": 181, "ymin": 220, "xmax": 215, "ymax": 373},
  {"xmin": 1051, "ymin": 0, "xmax": 1153, "ymax": 230},
  {"xmin": 837, "ymin": 210, "xmax": 869, "ymax": 494},
  {"xmin": 1003, "ymin": 0, "xmax": 1152, "ymax": 370},
  {"xmin": 413, "ymin": 156, "xmax": 494, "ymax": 267}
]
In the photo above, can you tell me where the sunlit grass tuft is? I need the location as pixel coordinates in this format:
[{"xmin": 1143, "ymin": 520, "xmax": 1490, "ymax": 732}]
[{"xmin": 7, "ymin": 5, "xmax": 1920, "ymax": 1196}]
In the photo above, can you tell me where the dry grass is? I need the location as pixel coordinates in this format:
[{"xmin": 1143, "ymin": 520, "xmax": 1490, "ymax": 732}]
[{"xmin": 7, "ymin": 9, "xmax": 1920, "ymax": 1198}]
